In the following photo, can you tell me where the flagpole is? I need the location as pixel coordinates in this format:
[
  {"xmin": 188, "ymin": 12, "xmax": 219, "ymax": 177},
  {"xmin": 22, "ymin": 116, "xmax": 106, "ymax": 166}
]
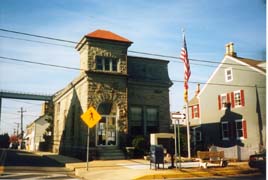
[
  {"xmin": 186, "ymin": 102, "xmax": 191, "ymax": 159},
  {"xmin": 180, "ymin": 28, "xmax": 191, "ymax": 159}
]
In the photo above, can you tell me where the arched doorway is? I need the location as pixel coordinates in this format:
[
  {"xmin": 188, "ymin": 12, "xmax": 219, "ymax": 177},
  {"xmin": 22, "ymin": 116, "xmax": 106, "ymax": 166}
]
[{"xmin": 96, "ymin": 102, "xmax": 117, "ymax": 146}]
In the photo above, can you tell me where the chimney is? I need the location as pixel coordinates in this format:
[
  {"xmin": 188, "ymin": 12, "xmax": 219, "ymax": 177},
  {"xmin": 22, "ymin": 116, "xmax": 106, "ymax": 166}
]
[
  {"xmin": 195, "ymin": 83, "xmax": 200, "ymax": 96},
  {"xmin": 225, "ymin": 42, "xmax": 237, "ymax": 57}
]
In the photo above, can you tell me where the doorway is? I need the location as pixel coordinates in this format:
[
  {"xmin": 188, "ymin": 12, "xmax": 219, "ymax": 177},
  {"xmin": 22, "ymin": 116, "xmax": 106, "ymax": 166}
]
[{"xmin": 96, "ymin": 115, "xmax": 117, "ymax": 146}]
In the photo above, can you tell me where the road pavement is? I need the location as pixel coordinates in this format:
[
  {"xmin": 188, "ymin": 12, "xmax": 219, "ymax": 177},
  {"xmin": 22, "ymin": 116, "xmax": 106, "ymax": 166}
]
[{"xmin": 0, "ymin": 148, "xmax": 81, "ymax": 179}]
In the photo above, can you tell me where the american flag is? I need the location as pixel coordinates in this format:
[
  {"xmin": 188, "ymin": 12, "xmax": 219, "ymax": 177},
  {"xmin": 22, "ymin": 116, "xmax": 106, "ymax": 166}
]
[{"xmin": 180, "ymin": 33, "xmax": 191, "ymax": 102}]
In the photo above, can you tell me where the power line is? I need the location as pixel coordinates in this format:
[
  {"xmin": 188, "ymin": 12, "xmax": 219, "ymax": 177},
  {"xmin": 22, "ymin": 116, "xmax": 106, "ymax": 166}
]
[
  {"xmin": 0, "ymin": 56, "xmax": 264, "ymax": 89},
  {"xmin": 0, "ymin": 35, "xmax": 74, "ymax": 48},
  {"xmin": 0, "ymin": 35, "xmax": 260, "ymax": 72},
  {"xmin": 0, "ymin": 56, "xmax": 83, "ymax": 71},
  {"xmin": 6, "ymin": 99, "xmax": 43, "ymax": 106},
  {"xmin": 172, "ymin": 80, "xmax": 263, "ymax": 88},
  {"xmin": 0, "ymin": 28, "xmax": 264, "ymax": 69},
  {"xmin": 0, "ymin": 28, "xmax": 77, "ymax": 44}
]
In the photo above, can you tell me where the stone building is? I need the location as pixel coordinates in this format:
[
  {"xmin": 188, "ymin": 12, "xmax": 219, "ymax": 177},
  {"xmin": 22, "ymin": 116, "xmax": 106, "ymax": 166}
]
[{"xmin": 52, "ymin": 29, "xmax": 172, "ymax": 159}]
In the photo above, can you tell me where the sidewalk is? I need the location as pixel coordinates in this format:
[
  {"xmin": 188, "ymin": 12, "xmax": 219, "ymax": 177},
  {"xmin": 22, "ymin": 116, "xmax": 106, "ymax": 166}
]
[{"xmin": 37, "ymin": 151, "xmax": 263, "ymax": 180}]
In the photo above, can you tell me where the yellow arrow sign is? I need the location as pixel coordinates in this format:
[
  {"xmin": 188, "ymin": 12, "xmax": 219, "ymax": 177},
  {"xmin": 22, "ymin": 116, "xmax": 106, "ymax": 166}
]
[{"xmin": 80, "ymin": 106, "xmax": 102, "ymax": 128}]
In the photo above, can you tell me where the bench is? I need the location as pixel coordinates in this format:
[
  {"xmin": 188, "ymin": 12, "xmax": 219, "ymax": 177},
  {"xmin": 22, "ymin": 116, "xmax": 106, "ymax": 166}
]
[{"xmin": 197, "ymin": 151, "xmax": 228, "ymax": 168}]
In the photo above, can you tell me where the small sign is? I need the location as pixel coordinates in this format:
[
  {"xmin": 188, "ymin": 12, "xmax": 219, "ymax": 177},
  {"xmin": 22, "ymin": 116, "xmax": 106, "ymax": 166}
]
[
  {"xmin": 81, "ymin": 106, "xmax": 102, "ymax": 128},
  {"xmin": 171, "ymin": 112, "xmax": 186, "ymax": 125}
]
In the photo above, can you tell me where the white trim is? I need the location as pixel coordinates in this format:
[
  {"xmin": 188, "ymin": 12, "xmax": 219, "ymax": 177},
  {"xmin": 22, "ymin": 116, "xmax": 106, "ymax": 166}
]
[
  {"xmin": 225, "ymin": 68, "xmax": 233, "ymax": 82},
  {"xmin": 220, "ymin": 93, "xmax": 228, "ymax": 111},
  {"xmin": 198, "ymin": 56, "xmax": 227, "ymax": 97},
  {"xmin": 233, "ymin": 90, "xmax": 242, "ymax": 108},
  {"xmin": 228, "ymin": 56, "xmax": 266, "ymax": 76},
  {"xmin": 235, "ymin": 119, "xmax": 244, "ymax": 140},
  {"xmin": 221, "ymin": 121, "xmax": 229, "ymax": 141},
  {"xmin": 198, "ymin": 55, "xmax": 266, "ymax": 97},
  {"xmin": 193, "ymin": 105, "xmax": 199, "ymax": 119},
  {"xmin": 95, "ymin": 115, "xmax": 118, "ymax": 147}
]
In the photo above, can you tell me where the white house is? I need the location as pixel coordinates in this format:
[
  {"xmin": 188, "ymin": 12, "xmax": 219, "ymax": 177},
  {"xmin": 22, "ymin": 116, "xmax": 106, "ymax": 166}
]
[{"xmin": 25, "ymin": 114, "xmax": 50, "ymax": 151}]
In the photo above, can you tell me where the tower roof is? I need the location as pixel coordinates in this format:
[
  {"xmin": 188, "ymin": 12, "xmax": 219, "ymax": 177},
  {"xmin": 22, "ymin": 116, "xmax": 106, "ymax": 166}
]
[{"xmin": 85, "ymin": 29, "xmax": 132, "ymax": 43}]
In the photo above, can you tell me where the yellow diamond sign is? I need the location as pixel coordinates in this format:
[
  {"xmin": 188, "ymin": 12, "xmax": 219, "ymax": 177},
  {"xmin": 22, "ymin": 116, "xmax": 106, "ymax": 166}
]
[{"xmin": 81, "ymin": 106, "xmax": 102, "ymax": 128}]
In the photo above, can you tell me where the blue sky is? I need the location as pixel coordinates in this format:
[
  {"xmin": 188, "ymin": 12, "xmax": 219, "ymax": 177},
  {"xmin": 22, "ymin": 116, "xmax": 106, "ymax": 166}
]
[{"xmin": 0, "ymin": 0, "xmax": 266, "ymax": 135}]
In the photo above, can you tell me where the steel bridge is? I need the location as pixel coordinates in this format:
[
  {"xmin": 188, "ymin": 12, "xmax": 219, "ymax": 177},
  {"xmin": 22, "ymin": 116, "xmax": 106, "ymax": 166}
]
[{"xmin": 0, "ymin": 89, "xmax": 53, "ymax": 132}]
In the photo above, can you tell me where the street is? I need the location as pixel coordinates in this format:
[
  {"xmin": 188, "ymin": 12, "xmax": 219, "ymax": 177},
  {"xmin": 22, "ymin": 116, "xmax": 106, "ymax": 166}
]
[
  {"xmin": 182, "ymin": 174, "xmax": 266, "ymax": 180},
  {"xmin": 0, "ymin": 148, "xmax": 81, "ymax": 179}
]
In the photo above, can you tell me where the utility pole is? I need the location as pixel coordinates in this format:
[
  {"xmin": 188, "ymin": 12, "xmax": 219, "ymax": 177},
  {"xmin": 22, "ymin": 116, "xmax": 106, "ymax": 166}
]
[
  {"xmin": 14, "ymin": 122, "xmax": 20, "ymax": 136},
  {"xmin": 18, "ymin": 107, "xmax": 26, "ymax": 149}
]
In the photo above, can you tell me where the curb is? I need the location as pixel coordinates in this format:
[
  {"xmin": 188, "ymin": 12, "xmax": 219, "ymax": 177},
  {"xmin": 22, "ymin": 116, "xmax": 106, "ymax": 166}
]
[{"xmin": 133, "ymin": 168, "xmax": 261, "ymax": 179}]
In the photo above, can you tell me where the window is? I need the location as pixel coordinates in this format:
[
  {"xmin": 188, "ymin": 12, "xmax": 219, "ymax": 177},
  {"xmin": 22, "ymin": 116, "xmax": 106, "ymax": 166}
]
[
  {"xmin": 192, "ymin": 105, "xmax": 200, "ymax": 118},
  {"xmin": 129, "ymin": 107, "xmax": 143, "ymax": 135},
  {"xmin": 146, "ymin": 107, "xmax": 159, "ymax": 134},
  {"xmin": 218, "ymin": 90, "xmax": 244, "ymax": 110},
  {"xmin": 234, "ymin": 91, "xmax": 242, "ymax": 106},
  {"xmin": 95, "ymin": 56, "xmax": 119, "ymax": 72},
  {"xmin": 129, "ymin": 107, "xmax": 142, "ymax": 126},
  {"xmin": 231, "ymin": 90, "xmax": 245, "ymax": 108},
  {"xmin": 129, "ymin": 106, "xmax": 159, "ymax": 135},
  {"xmin": 218, "ymin": 93, "xmax": 230, "ymax": 110},
  {"xmin": 225, "ymin": 68, "xmax": 233, "ymax": 82},
  {"xmin": 221, "ymin": 94, "xmax": 227, "ymax": 109},
  {"xmin": 96, "ymin": 57, "xmax": 103, "ymax": 70},
  {"xmin": 235, "ymin": 119, "xmax": 247, "ymax": 139},
  {"xmin": 221, "ymin": 122, "xmax": 229, "ymax": 140},
  {"xmin": 112, "ymin": 59, "xmax": 117, "ymax": 71}
]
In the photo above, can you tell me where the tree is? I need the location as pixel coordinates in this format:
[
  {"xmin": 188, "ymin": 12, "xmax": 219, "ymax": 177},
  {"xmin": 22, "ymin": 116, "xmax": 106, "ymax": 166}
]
[
  {"xmin": 0, "ymin": 133, "xmax": 10, "ymax": 148},
  {"xmin": 41, "ymin": 102, "xmax": 54, "ymax": 151}
]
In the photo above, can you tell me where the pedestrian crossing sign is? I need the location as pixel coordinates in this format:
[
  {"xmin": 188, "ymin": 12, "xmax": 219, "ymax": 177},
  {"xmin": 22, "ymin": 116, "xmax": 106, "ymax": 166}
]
[{"xmin": 80, "ymin": 106, "xmax": 102, "ymax": 128}]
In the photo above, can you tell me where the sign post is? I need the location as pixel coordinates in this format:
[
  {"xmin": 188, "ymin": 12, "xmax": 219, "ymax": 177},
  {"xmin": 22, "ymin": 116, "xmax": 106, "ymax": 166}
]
[
  {"xmin": 174, "ymin": 121, "xmax": 178, "ymax": 169},
  {"xmin": 171, "ymin": 112, "xmax": 184, "ymax": 170},
  {"xmin": 80, "ymin": 106, "xmax": 102, "ymax": 171},
  {"xmin": 177, "ymin": 124, "xmax": 181, "ymax": 169},
  {"xmin": 86, "ymin": 127, "xmax": 90, "ymax": 171}
]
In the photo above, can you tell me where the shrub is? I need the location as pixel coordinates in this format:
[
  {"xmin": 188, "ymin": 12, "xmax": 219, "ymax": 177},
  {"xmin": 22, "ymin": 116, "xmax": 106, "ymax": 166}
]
[{"xmin": 132, "ymin": 135, "xmax": 148, "ymax": 157}]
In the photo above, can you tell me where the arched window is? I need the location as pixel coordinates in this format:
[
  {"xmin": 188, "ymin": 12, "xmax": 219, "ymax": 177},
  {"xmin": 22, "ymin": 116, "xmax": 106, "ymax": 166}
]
[{"xmin": 97, "ymin": 102, "xmax": 113, "ymax": 115}]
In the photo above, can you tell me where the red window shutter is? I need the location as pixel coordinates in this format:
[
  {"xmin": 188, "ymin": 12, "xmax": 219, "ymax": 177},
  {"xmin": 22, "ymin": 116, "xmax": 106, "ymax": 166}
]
[
  {"xmin": 242, "ymin": 120, "xmax": 247, "ymax": 138},
  {"xmin": 231, "ymin": 92, "xmax": 235, "ymax": 108},
  {"xmin": 218, "ymin": 95, "xmax": 222, "ymax": 110},
  {"xmin": 227, "ymin": 93, "xmax": 230, "ymax": 104},
  {"xmin": 191, "ymin": 106, "xmax": 194, "ymax": 118},
  {"xmin": 197, "ymin": 104, "xmax": 200, "ymax": 118},
  {"xmin": 240, "ymin": 90, "xmax": 245, "ymax": 106}
]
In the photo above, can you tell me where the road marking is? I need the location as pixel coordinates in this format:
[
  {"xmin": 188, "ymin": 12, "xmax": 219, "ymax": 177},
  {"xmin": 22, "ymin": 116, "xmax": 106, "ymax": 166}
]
[
  {"xmin": 0, "ymin": 166, "xmax": 3, "ymax": 174},
  {"xmin": 0, "ymin": 172, "xmax": 80, "ymax": 179},
  {"xmin": 117, "ymin": 163, "xmax": 149, "ymax": 169},
  {"xmin": 0, "ymin": 149, "xmax": 7, "ymax": 166}
]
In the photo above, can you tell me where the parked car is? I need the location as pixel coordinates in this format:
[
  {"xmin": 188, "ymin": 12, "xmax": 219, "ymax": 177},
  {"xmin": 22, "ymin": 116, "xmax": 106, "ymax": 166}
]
[{"xmin": 248, "ymin": 152, "xmax": 266, "ymax": 172}]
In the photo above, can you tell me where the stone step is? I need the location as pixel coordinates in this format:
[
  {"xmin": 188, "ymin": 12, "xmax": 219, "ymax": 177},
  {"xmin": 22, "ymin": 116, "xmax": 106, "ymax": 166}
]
[
  {"xmin": 97, "ymin": 147, "xmax": 125, "ymax": 160},
  {"xmin": 98, "ymin": 155, "xmax": 125, "ymax": 160}
]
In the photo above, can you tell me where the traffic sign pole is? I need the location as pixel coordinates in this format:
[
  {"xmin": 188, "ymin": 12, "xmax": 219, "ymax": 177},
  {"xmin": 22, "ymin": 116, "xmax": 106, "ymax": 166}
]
[
  {"xmin": 178, "ymin": 124, "xmax": 181, "ymax": 169},
  {"xmin": 80, "ymin": 106, "xmax": 102, "ymax": 171},
  {"xmin": 86, "ymin": 127, "xmax": 90, "ymax": 171}
]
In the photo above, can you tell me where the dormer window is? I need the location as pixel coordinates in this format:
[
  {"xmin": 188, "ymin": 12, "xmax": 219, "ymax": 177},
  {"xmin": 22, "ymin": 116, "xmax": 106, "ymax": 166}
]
[
  {"xmin": 96, "ymin": 56, "xmax": 119, "ymax": 72},
  {"xmin": 225, "ymin": 68, "xmax": 233, "ymax": 82}
]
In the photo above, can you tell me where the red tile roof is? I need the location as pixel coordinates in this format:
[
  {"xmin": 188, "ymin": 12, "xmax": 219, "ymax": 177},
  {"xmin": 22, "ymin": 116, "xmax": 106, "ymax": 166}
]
[{"xmin": 86, "ymin": 29, "xmax": 132, "ymax": 43}]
